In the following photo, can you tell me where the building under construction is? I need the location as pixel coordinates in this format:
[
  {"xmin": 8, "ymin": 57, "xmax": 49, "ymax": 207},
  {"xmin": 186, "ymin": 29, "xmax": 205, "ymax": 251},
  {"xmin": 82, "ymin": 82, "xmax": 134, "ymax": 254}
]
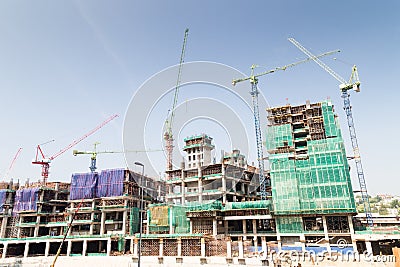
[{"xmin": 0, "ymin": 100, "xmax": 399, "ymax": 263}]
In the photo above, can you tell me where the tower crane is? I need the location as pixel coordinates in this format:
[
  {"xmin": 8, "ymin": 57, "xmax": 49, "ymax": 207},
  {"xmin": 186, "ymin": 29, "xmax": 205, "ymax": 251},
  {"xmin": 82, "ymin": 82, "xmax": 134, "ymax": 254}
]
[
  {"xmin": 164, "ymin": 28, "xmax": 189, "ymax": 172},
  {"xmin": 232, "ymin": 49, "xmax": 339, "ymax": 201},
  {"xmin": 73, "ymin": 142, "xmax": 163, "ymax": 172},
  {"xmin": 32, "ymin": 114, "xmax": 118, "ymax": 184},
  {"xmin": 3, "ymin": 147, "xmax": 23, "ymax": 181},
  {"xmin": 288, "ymin": 37, "xmax": 373, "ymax": 226}
]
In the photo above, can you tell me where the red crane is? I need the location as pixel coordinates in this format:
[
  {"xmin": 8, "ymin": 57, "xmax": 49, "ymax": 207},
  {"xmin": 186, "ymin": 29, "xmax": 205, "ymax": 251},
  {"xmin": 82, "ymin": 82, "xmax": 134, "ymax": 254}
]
[
  {"xmin": 3, "ymin": 147, "xmax": 23, "ymax": 181},
  {"xmin": 32, "ymin": 114, "xmax": 118, "ymax": 184}
]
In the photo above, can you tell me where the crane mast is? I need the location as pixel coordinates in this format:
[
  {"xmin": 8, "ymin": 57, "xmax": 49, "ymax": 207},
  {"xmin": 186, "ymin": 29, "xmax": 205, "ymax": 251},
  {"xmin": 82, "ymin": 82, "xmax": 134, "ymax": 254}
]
[
  {"xmin": 288, "ymin": 37, "xmax": 373, "ymax": 226},
  {"xmin": 233, "ymin": 50, "xmax": 340, "ymax": 201},
  {"xmin": 164, "ymin": 28, "xmax": 189, "ymax": 171}
]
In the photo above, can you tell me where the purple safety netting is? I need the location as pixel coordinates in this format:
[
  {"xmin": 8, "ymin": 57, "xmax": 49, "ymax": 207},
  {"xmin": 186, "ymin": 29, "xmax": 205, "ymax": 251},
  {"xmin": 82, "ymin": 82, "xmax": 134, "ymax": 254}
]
[
  {"xmin": 97, "ymin": 169, "xmax": 125, "ymax": 198},
  {"xmin": 13, "ymin": 188, "xmax": 39, "ymax": 213},
  {"xmin": 70, "ymin": 172, "xmax": 98, "ymax": 200},
  {"xmin": 0, "ymin": 190, "xmax": 7, "ymax": 212}
]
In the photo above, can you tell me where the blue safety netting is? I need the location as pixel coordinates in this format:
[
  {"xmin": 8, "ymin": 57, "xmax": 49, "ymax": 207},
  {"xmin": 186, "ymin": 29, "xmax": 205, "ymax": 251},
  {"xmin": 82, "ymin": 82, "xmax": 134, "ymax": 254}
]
[
  {"xmin": 97, "ymin": 169, "xmax": 125, "ymax": 198},
  {"xmin": 0, "ymin": 190, "xmax": 7, "ymax": 212},
  {"xmin": 13, "ymin": 188, "xmax": 39, "ymax": 213},
  {"xmin": 70, "ymin": 173, "xmax": 98, "ymax": 200}
]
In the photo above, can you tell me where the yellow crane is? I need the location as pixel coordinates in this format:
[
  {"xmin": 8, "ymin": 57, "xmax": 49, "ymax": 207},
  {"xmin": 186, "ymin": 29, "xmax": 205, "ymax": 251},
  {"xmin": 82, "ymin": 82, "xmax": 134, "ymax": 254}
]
[{"xmin": 73, "ymin": 143, "xmax": 162, "ymax": 172}]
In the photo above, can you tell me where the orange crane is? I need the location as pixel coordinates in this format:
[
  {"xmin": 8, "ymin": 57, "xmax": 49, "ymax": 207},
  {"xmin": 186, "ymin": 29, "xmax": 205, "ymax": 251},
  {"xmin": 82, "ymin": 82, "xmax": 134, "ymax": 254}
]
[{"xmin": 32, "ymin": 114, "xmax": 118, "ymax": 184}]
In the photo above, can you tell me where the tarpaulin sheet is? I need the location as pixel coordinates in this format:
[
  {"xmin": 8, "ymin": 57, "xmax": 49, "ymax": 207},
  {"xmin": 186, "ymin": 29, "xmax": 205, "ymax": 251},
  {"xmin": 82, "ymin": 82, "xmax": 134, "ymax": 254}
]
[
  {"xmin": 97, "ymin": 169, "xmax": 125, "ymax": 197},
  {"xmin": 0, "ymin": 189, "xmax": 7, "ymax": 212},
  {"xmin": 13, "ymin": 188, "xmax": 39, "ymax": 213},
  {"xmin": 70, "ymin": 173, "xmax": 98, "ymax": 200}
]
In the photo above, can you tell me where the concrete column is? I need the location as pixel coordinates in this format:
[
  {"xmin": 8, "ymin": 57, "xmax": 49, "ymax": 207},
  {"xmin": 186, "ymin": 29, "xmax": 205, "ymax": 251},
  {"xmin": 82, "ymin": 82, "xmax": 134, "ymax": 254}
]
[
  {"xmin": 34, "ymin": 215, "xmax": 40, "ymax": 237},
  {"xmin": 277, "ymin": 235, "xmax": 282, "ymax": 250},
  {"xmin": 348, "ymin": 215, "xmax": 357, "ymax": 251},
  {"xmin": 261, "ymin": 237, "xmax": 267, "ymax": 254},
  {"xmin": 177, "ymin": 238, "xmax": 182, "ymax": 257},
  {"xmin": 89, "ymin": 225, "xmax": 94, "ymax": 235},
  {"xmin": 169, "ymin": 206, "xmax": 174, "ymax": 234},
  {"xmin": 322, "ymin": 216, "xmax": 330, "ymax": 252},
  {"xmin": 82, "ymin": 239, "xmax": 87, "ymax": 256},
  {"xmin": 242, "ymin": 219, "xmax": 247, "ymax": 240},
  {"xmin": 106, "ymin": 239, "xmax": 112, "ymax": 256},
  {"xmin": 198, "ymin": 165, "xmax": 203, "ymax": 203},
  {"xmin": 300, "ymin": 234, "xmax": 306, "ymax": 251},
  {"xmin": 45, "ymin": 241, "xmax": 50, "ymax": 257},
  {"xmin": 224, "ymin": 221, "xmax": 229, "ymax": 235},
  {"xmin": 238, "ymin": 237, "xmax": 244, "ymax": 258},
  {"xmin": 24, "ymin": 242, "xmax": 29, "ymax": 258},
  {"xmin": 198, "ymin": 179, "xmax": 203, "ymax": 204},
  {"xmin": 190, "ymin": 220, "xmax": 193, "ymax": 234},
  {"xmin": 90, "ymin": 211, "xmax": 95, "ymax": 235},
  {"xmin": 67, "ymin": 214, "xmax": 73, "ymax": 236},
  {"xmin": 100, "ymin": 212, "xmax": 105, "ymax": 235},
  {"xmin": 322, "ymin": 216, "xmax": 329, "ymax": 239},
  {"xmin": 17, "ymin": 217, "xmax": 23, "ymax": 238},
  {"xmin": 200, "ymin": 238, "xmax": 206, "ymax": 258},
  {"xmin": 159, "ymin": 239, "xmax": 163, "ymax": 257},
  {"xmin": 213, "ymin": 219, "xmax": 218, "ymax": 236},
  {"xmin": 67, "ymin": 241, "xmax": 72, "ymax": 256},
  {"xmin": 252, "ymin": 219, "xmax": 257, "ymax": 235},
  {"xmin": 181, "ymin": 181, "xmax": 185, "ymax": 204},
  {"xmin": 365, "ymin": 241, "xmax": 373, "ymax": 254},
  {"xmin": 133, "ymin": 238, "xmax": 138, "ymax": 257},
  {"xmin": 122, "ymin": 210, "xmax": 128, "ymax": 235},
  {"xmin": 2, "ymin": 242, "xmax": 7, "ymax": 259},
  {"xmin": 0, "ymin": 217, "xmax": 8, "ymax": 238},
  {"xmin": 253, "ymin": 236, "xmax": 258, "ymax": 253},
  {"xmin": 129, "ymin": 238, "xmax": 134, "ymax": 254},
  {"xmin": 226, "ymin": 239, "xmax": 232, "ymax": 258},
  {"xmin": 222, "ymin": 166, "xmax": 227, "ymax": 204},
  {"xmin": 348, "ymin": 215, "xmax": 354, "ymax": 233}
]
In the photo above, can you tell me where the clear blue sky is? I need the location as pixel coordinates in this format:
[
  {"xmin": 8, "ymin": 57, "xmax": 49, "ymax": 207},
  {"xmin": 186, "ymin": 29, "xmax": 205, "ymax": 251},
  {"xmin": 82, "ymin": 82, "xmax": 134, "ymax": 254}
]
[{"xmin": 0, "ymin": 1, "xmax": 399, "ymax": 195}]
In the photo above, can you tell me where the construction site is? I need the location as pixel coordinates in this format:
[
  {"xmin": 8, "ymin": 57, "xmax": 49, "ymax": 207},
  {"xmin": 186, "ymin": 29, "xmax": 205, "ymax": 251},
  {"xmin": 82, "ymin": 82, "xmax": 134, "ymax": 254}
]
[
  {"xmin": 1, "ymin": 31, "xmax": 400, "ymax": 267},
  {"xmin": 0, "ymin": 96, "xmax": 399, "ymax": 266}
]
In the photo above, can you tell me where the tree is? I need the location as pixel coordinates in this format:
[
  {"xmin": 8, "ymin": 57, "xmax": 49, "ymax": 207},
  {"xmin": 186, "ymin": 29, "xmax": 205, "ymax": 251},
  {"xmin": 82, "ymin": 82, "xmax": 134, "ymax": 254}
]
[
  {"xmin": 390, "ymin": 199, "xmax": 400, "ymax": 209},
  {"xmin": 379, "ymin": 206, "xmax": 389, "ymax": 215}
]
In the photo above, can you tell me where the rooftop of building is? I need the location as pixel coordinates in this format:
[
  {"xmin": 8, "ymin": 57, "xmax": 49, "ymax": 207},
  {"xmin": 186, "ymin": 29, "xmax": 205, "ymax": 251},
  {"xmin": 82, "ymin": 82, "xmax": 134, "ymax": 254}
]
[{"xmin": 183, "ymin": 133, "xmax": 213, "ymax": 142}]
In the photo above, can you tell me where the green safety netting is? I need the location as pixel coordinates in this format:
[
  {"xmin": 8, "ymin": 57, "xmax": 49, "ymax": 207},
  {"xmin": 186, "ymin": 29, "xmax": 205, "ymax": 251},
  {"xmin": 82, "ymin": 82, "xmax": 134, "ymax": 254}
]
[
  {"xmin": 129, "ymin": 207, "xmax": 139, "ymax": 235},
  {"xmin": 276, "ymin": 217, "xmax": 303, "ymax": 233},
  {"xmin": 266, "ymin": 124, "xmax": 293, "ymax": 151},
  {"xmin": 224, "ymin": 200, "xmax": 272, "ymax": 210},
  {"xmin": 184, "ymin": 200, "xmax": 223, "ymax": 211},
  {"xmin": 269, "ymin": 101, "xmax": 356, "ymax": 220},
  {"xmin": 147, "ymin": 204, "xmax": 190, "ymax": 234},
  {"xmin": 322, "ymin": 101, "xmax": 338, "ymax": 138}
]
